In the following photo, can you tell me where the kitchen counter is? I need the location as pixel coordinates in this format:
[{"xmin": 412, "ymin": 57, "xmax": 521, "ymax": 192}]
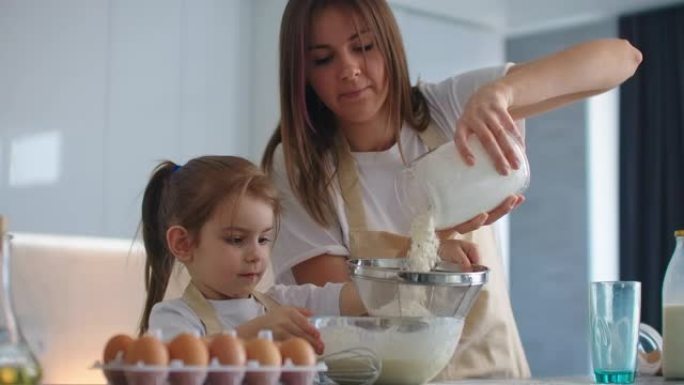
[{"xmin": 434, "ymin": 377, "xmax": 684, "ymax": 385}]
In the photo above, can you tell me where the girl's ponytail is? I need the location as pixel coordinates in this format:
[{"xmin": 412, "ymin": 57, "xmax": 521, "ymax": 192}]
[{"xmin": 138, "ymin": 161, "xmax": 177, "ymax": 335}]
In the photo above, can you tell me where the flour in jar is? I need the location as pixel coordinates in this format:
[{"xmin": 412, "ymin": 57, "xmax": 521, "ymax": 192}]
[{"xmin": 396, "ymin": 135, "xmax": 529, "ymax": 230}]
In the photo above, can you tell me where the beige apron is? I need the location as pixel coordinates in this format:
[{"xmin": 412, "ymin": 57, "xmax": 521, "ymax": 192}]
[
  {"xmin": 182, "ymin": 282, "xmax": 280, "ymax": 336},
  {"xmin": 336, "ymin": 124, "xmax": 531, "ymax": 379}
]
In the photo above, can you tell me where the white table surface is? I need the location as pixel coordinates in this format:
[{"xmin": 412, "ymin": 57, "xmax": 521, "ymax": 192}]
[{"xmin": 432, "ymin": 376, "xmax": 684, "ymax": 385}]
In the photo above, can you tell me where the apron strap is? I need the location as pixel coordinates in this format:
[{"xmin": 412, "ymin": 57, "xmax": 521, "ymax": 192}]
[
  {"xmin": 251, "ymin": 291, "xmax": 281, "ymax": 312},
  {"xmin": 182, "ymin": 283, "xmax": 281, "ymax": 336},
  {"xmin": 182, "ymin": 283, "xmax": 225, "ymax": 336},
  {"xmin": 335, "ymin": 134, "xmax": 368, "ymax": 233}
]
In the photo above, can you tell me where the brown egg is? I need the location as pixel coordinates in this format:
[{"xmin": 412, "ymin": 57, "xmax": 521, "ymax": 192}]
[
  {"xmin": 208, "ymin": 333, "xmax": 247, "ymax": 366},
  {"xmin": 279, "ymin": 337, "xmax": 316, "ymax": 366},
  {"xmin": 103, "ymin": 334, "xmax": 134, "ymax": 363},
  {"xmin": 124, "ymin": 335, "xmax": 169, "ymax": 365},
  {"xmin": 244, "ymin": 338, "xmax": 281, "ymax": 366},
  {"xmin": 168, "ymin": 333, "xmax": 209, "ymax": 366}
]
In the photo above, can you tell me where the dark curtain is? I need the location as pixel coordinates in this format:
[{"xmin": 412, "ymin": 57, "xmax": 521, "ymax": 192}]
[{"xmin": 619, "ymin": 5, "xmax": 684, "ymax": 332}]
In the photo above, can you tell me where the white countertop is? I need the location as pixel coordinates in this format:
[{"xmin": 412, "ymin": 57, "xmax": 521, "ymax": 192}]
[{"xmin": 432, "ymin": 377, "xmax": 684, "ymax": 385}]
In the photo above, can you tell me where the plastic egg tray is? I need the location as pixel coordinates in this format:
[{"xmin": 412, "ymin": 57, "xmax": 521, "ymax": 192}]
[{"xmin": 93, "ymin": 358, "xmax": 327, "ymax": 385}]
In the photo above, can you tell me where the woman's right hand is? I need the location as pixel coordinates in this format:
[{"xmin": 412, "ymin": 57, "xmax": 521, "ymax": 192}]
[
  {"xmin": 454, "ymin": 80, "xmax": 523, "ymax": 176},
  {"xmin": 436, "ymin": 195, "xmax": 525, "ymax": 239},
  {"xmin": 247, "ymin": 306, "xmax": 324, "ymax": 354}
]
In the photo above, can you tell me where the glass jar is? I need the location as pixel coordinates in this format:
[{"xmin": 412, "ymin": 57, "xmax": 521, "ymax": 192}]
[
  {"xmin": 0, "ymin": 218, "xmax": 41, "ymax": 385},
  {"xmin": 662, "ymin": 229, "xmax": 684, "ymax": 379},
  {"xmin": 395, "ymin": 132, "xmax": 530, "ymax": 230},
  {"xmin": 637, "ymin": 323, "xmax": 662, "ymax": 376}
]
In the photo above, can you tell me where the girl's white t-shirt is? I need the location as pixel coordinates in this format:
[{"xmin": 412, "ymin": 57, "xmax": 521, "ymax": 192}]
[
  {"xmin": 271, "ymin": 64, "xmax": 523, "ymax": 285},
  {"xmin": 149, "ymin": 282, "xmax": 343, "ymax": 340}
]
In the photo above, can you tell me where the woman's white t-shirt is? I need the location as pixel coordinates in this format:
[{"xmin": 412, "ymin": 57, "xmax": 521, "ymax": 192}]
[
  {"xmin": 271, "ymin": 64, "xmax": 523, "ymax": 285},
  {"xmin": 149, "ymin": 283, "xmax": 343, "ymax": 340}
]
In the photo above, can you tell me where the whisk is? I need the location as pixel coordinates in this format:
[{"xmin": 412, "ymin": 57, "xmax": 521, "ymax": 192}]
[{"xmin": 316, "ymin": 347, "xmax": 381, "ymax": 385}]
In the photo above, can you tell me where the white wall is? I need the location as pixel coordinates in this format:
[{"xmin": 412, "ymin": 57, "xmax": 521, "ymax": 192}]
[
  {"xmin": 587, "ymin": 90, "xmax": 620, "ymax": 282},
  {"xmin": 0, "ymin": 0, "xmax": 252, "ymax": 238},
  {"xmin": 392, "ymin": 4, "xmax": 504, "ymax": 81},
  {"xmin": 1, "ymin": 0, "xmax": 110, "ymax": 236},
  {"xmin": 249, "ymin": 0, "xmax": 287, "ymax": 163}
]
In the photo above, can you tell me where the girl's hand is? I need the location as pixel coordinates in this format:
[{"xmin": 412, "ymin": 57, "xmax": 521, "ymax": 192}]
[
  {"xmin": 253, "ymin": 306, "xmax": 324, "ymax": 354},
  {"xmin": 435, "ymin": 195, "xmax": 525, "ymax": 239},
  {"xmin": 438, "ymin": 239, "xmax": 480, "ymax": 268},
  {"xmin": 454, "ymin": 80, "xmax": 524, "ymax": 175}
]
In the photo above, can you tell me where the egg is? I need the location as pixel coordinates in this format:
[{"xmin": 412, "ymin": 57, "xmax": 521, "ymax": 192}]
[
  {"xmin": 168, "ymin": 333, "xmax": 209, "ymax": 366},
  {"xmin": 124, "ymin": 335, "xmax": 169, "ymax": 366},
  {"xmin": 279, "ymin": 337, "xmax": 316, "ymax": 366},
  {"xmin": 202, "ymin": 336, "xmax": 213, "ymax": 348},
  {"xmin": 103, "ymin": 334, "xmax": 134, "ymax": 363},
  {"xmin": 244, "ymin": 338, "xmax": 281, "ymax": 366},
  {"xmin": 208, "ymin": 333, "xmax": 247, "ymax": 366}
]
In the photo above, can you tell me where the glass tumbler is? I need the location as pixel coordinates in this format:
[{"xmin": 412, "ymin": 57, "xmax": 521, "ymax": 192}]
[{"xmin": 589, "ymin": 281, "xmax": 641, "ymax": 384}]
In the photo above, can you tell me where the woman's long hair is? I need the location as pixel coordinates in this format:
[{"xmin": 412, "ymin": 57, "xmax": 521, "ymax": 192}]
[{"xmin": 262, "ymin": 0, "xmax": 430, "ymax": 227}]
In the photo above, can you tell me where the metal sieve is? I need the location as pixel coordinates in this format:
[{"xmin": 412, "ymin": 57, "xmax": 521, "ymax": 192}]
[{"xmin": 348, "ymin": 259, "xmax": 489, "ymax": 318}]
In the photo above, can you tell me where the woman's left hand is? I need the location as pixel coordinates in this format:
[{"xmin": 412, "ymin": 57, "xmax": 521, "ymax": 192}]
[
  {"xmin": 454, "ymin": 80, "xmax": 524, "ymax": 175},
  {"xmin": 438, "ymin": 239, "xmax": 480, "ymax": 268},
  {"xmin": 435, "ymin": 194, "xmax": 525, "ymax": 240}
]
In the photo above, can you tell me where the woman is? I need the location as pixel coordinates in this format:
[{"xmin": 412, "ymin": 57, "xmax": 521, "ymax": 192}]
[{"xmin": 262, "ymin": 0, "xmax": 642, "ymax": 378}]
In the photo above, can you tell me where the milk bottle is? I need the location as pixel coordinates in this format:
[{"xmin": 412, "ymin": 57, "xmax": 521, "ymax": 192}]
[
  {"xmin": 663, "ymin": 229, "xmax": 684, "ymax": 379},
  {"xmin": 395, "ymin": 132, "xmax": 530, "ymax": 230}
]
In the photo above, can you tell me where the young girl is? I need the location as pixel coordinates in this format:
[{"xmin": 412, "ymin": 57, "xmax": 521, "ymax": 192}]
[
  {"xmin": 138, "ymin": 155, "xmax": 365, "ymax": 353},
  {"xmin": 262, "ymin": 0, "xmax": 642, "ymax": 379}
]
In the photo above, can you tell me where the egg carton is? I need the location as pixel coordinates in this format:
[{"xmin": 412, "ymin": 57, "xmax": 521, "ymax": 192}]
[{"xmin": 92, "ymin": 358, "xmax": 328, "ymax": 385}]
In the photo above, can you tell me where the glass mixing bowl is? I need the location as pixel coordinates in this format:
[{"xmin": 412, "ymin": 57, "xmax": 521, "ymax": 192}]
[{"xmin": 311, "ymin": 316, "xmax": 464, "ymax": 385}]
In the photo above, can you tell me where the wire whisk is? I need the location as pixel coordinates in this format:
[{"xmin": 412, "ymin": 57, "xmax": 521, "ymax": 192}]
[{"xmin": 316, "ymin": 347, "xmax": 381, "ymax": 385}]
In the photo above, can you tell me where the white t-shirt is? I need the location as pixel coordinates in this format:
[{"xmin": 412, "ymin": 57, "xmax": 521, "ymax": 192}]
[
  {"xmin": 149, "ymin": 283, "xmax": 343, "ymax": 341},
  {"xmin": 271, "ymin": 64, "xmax": 523, "ymax": 285}
]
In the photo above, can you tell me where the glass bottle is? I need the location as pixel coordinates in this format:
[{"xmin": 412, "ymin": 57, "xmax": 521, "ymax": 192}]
[
  {"xmin": 0, "ymin": 217, "xmax": 41, "ymax": 385},
  {"xmin": 395, "ymin": 131, "xmax": 530, "ymax": 230},
  {"xmin": 662, "ymin": 229, "xmax": 684, "ymax": 379}
]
